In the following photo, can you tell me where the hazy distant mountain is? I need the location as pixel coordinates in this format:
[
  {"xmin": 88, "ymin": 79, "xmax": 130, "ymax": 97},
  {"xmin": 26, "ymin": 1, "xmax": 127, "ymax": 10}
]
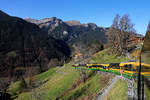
[{"xmin": 0, "ymin": 10, "xmax": 71, "ymax": 77}]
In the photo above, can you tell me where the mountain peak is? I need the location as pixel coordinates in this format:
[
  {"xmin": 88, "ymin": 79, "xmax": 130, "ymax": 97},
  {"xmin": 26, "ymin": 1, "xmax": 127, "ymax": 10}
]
[
  {"xmin": 25, "ymin": 17, "xmax": 39, "ymax": 24},
  {"xmin": 39, "ymin": 17, "xmax": 62, "ymax": 23}
]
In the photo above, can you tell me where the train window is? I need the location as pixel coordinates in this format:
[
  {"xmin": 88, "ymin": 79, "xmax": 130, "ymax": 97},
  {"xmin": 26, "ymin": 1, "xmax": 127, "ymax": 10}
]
[
  {"xmin": 109, "ymin": 63, "xmax": 120, "ymax": 69},
  {"xmin": 123, "ymin": 64, "xmax": 133, "ymax": 71},
  {"xmin": 141, "ymin": 66, "xmax": 150, "ymax": 72},
  {"xmin": 103, "ymin": 66, "xmax": 107, "ymax": 69},
  {"xmin": 92, "ymin": 65, "xmax": 103, "ymax": 68}
]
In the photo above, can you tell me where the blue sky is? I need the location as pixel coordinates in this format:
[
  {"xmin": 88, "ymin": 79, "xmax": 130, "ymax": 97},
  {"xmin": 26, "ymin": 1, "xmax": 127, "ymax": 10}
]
[{"xmin": 0, "ymin": 0, "xmax": 150, "ymax": 35}]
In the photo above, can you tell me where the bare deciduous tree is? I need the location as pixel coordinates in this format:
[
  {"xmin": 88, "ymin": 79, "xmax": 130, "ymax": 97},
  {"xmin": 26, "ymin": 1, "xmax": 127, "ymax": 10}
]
[{"xmin": 107, "ymin": 14, "xmax": 135, "ymax": 55}]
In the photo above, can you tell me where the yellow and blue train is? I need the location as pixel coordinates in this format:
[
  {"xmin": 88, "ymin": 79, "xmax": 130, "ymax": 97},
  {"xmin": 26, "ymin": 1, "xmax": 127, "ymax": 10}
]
[{"xmin": 72, "ymin": 62, "xmax": 150, "ymax": 79}]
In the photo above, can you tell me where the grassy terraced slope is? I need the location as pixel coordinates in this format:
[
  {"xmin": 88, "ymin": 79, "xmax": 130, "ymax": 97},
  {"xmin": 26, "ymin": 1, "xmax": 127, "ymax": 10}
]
[{"xmin": 8, "ymin": 49, "xmax": 130, "ymax": 100}]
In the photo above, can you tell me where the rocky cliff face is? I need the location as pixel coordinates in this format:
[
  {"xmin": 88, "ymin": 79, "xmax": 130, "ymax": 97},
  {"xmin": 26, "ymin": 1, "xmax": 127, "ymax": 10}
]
[{"xmin": 65, "ymin": 20, "xmax": 81, "ymax": 26}]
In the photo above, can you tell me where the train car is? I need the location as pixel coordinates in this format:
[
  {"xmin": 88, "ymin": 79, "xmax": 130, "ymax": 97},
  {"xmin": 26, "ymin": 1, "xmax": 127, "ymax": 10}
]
[{"xmin": 141, "ymin": 63, "xmax": 150, "ymax": 78}]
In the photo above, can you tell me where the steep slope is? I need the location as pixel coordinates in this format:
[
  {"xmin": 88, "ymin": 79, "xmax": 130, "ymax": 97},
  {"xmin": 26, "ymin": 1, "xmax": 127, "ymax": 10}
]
[{"xmin": 0, "ymin": 10, "xmax": 71, "ymax": 78}]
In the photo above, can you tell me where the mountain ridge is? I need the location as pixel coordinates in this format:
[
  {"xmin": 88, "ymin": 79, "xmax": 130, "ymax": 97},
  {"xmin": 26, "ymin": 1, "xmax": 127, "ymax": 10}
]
[{"xmin": 25, "ymin": 17, "xmax": 108, "ymax": 45}]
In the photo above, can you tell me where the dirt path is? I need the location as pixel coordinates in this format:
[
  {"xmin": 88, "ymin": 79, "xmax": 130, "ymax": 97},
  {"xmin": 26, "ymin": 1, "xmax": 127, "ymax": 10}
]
[{"xmin": 97, "ymin": 76, "xmax": 120, "ymax": 100}]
